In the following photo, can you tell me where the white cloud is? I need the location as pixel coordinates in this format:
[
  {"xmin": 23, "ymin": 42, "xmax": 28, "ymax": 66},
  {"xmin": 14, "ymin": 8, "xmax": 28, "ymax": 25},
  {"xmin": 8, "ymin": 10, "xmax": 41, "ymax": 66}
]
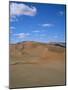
[
  {"xmin": 59, "ymin": 11, "xmax": 64, "ymax": 16},
  {"xmin": 10, "ymin": 16, "xmax": 18, "ymax": 22},
  {"xmin": 10, "ymin": 30, "xmax": 13, "ymax": 34},
  {"xmin": 41, "ymin": 23, "xmax": 53, "ymax": 27},
  {"xmin": 10, "ymin": 3, "xmax": 37, "ymax": 22},
  {"xmin": 10, "ymin": 26, "xmax": 15, "ymax": 30},
  {"xmin": 14, "ymin": 33, "xmax": 30, "ymax": 38},
  {"xmin": 32, "ymin": 30, "xmax": 40, "ymax": 33},
  {"xmin": 10, "ymin": 2, "xmax": 37, "ymax": 18},
  {"xmin": 10, "ymin": 26, "xmax": 16, "ymax": 34}
]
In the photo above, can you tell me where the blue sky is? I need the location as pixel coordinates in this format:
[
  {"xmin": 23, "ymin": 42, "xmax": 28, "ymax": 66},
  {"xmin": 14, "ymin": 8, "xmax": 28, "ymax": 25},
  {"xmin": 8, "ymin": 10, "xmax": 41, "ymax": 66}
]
[{"xmin": 10, "ymin": 2, "xmax": 66, "ymax": 44}]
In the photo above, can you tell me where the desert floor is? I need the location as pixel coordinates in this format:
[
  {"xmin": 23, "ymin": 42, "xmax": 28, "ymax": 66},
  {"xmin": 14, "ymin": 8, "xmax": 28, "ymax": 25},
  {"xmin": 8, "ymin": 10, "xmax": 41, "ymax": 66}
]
[{"xmin": 9, "ymin": 42, "xmax": 66, "ymax": 88}]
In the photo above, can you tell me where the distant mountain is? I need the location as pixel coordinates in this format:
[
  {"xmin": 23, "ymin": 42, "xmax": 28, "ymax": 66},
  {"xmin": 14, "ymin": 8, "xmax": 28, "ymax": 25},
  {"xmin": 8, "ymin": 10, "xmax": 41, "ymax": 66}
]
[
  {"xmin": 49, "ymin": 42, "xmax": 66, "ymax": 47},
  {"xmin": 10, "ymin": 41, "xmax": 66, "ymax": 47},
  {"xmin": 10, "ymin": 41, "xmax": 65, "ymax": 63}
]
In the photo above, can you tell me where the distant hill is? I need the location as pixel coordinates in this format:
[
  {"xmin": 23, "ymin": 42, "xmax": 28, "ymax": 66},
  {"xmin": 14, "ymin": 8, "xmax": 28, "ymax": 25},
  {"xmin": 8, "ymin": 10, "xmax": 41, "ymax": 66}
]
[
  {"xmin": 48, "ymin": 42, "xmax": 66, "ymax": 47},
  {"xmin": 10, "ymin": 41, "xmax": 65, "ymax": 64}
]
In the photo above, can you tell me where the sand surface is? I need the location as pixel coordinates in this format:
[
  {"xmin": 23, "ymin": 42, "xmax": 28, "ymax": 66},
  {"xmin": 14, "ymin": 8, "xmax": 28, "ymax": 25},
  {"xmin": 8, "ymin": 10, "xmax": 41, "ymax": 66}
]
[{"xmin": 9, "ymin": 42, "xmax": 66, "ymax": 88}]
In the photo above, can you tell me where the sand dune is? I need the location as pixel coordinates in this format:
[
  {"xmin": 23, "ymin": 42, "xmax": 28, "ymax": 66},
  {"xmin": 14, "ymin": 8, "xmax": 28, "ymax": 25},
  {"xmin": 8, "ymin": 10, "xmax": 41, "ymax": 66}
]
[{"xmin": 9, "ymin": 41, "xmax": 66, "ymax": 89}]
